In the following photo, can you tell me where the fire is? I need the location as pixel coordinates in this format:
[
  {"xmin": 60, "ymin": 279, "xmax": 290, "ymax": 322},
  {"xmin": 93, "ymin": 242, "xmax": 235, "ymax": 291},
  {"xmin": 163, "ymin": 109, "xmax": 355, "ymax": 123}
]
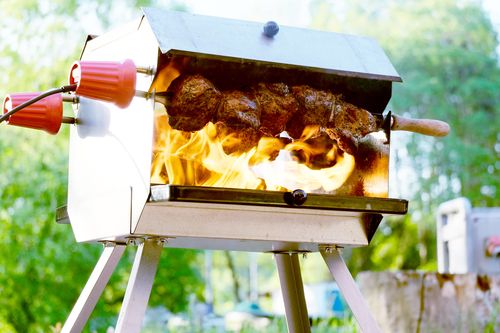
[
  {"xmin": 151, "ymin": 111, "xmax": 356, "ymax": 193},
  {"xmin": 149, "ymin": 56, "xmax": 190, "ymax": 93}
]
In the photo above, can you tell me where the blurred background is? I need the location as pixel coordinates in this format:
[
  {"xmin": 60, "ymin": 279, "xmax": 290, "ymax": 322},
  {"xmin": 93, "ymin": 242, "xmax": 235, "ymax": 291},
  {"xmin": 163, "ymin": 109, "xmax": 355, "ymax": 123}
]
[{"xmin": 0, "ymin": 0, "xmax": 498, "ymax": 332}]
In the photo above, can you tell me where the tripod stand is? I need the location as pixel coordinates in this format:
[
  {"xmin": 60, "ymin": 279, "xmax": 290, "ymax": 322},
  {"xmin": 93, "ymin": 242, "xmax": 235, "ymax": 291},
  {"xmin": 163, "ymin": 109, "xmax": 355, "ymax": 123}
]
[{"xmin": 61, "ymin": 239, "xmax": 381, "ymax": 333}]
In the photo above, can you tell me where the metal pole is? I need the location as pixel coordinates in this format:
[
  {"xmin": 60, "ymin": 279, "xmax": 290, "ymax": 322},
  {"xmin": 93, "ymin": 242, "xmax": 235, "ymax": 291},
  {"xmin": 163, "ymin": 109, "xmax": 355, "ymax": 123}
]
[
  {"xmin": 274, "ymin": 253, "xmax": 311, "ymax": 333},
  {"xmin": 62, "ymin": 243, "xmax": 126, "ymax": 333},
  {"xmin": 115, "ymin": 239, "xmax": 163, "ymax": 333},
  {"xmin": 320, "ymin": 247, "xmax": 382, "ymax": 333}
]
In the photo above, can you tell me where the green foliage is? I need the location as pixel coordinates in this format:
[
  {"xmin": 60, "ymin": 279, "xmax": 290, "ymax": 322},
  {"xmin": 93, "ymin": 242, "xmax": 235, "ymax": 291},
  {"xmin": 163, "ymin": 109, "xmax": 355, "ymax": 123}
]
[
  {"xmin": 346, "ymin": 215, "xmax": 437, "ymax": 276},
  {"xmin": 310, "ymin": 0, "xmax": 500, "ymax": 273}
]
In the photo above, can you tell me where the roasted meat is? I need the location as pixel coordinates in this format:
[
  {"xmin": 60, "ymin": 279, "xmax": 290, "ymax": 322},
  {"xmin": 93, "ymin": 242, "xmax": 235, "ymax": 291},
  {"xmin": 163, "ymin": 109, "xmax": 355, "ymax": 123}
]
[
  {"xmin": 287, "ymin": 85, "xmax": 338, "ymax": 138},
  {"xmin": 215, "ymin": 121, "xmax": 262, "ymax": 154},
  {"xmin": 164, "ymin": 75, "xmax": 379, "ymax": 155},
  {"xmin": 166, "ymin": 75, "xmax": 221, "ymax": 131},
  {"xmin": 287, "ymin": 84, "xmax": 377, "ymax": 154},
  {"xmin": 325, "ymin": 101, "xmax": 377, "ymax": 154},
  {"xmin": 215, "ymin": 90, "xmax": 260, "ymax": 129},
  {"xmin": 253, "ymin": 83, "xmax": 299, "ymax": 136}
]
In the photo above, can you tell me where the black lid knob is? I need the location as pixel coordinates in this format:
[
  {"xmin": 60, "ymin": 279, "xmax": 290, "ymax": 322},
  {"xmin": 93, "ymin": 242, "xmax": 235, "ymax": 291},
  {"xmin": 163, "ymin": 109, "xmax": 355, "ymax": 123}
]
[{"xmin": 263, "ymin": 21, "xmax": 279, "ymax": 38}]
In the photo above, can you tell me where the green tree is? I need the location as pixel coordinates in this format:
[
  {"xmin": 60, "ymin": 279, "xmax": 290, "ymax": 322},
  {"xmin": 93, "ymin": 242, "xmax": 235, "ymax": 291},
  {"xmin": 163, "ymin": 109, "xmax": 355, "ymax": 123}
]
[
  {"xmin": 0, "ymin": 1, "xmax": 201, "ymax": 332},
  {"xmin": 310, "ymin": 0, "xmax": 500, "ymax": 272}
]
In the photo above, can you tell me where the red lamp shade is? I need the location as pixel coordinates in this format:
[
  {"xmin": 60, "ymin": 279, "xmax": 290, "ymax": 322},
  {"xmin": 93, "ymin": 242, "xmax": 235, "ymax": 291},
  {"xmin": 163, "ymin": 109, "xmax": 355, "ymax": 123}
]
[
  {"xmin": 69, "ymin": 59, "xmax": 137, "ymax": 108},
  {"xmin": 2, "ymin": 93, "xmax": 63, "ymax": 135}
]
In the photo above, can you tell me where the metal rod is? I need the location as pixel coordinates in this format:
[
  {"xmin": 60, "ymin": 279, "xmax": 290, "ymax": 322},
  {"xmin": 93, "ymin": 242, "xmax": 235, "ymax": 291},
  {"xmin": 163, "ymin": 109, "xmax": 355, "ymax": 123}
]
[
  {"xmin": 63, "ymin": 94, "xmax": 79, "ymax": 103},
  {"xmin": 115, "ymin": 239, "xmax": 163, "ymax": 333},
  {"xmin": 320, "ymin": 247, "xmax": 382, "ymax": 333},
  {"xmin": 136, "ymin": 66, "xmax": 154, "ymax": 75},
  {"xmin": 61, "ymin": 243, "xmax": 126, "ymax": 333},
  {"xmin": 62, "ymin": 116, "xmax": 76, "ymax": 124},
  {"xmin": 135, "ymin": 90, "xmax": 149, "ymax": 98},
  {"xmin": 274, "ymin": 253, "xmax": 311, "ymax": 333},
  {"xmin": 135, "ymin": 90, "xmax": 169, "ymax": 106}
]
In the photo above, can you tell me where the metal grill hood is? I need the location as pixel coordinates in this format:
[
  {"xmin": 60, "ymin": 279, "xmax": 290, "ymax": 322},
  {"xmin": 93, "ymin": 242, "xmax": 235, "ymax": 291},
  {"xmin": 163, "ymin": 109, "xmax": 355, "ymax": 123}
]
[{"xmin": 142, "ymin": 8, "xmax": 401, "ymax": 82}]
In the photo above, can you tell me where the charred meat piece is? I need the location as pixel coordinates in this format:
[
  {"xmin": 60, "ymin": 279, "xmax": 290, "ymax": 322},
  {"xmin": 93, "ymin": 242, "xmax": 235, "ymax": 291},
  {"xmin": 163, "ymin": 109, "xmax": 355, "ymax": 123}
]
[
  {"xmin": 287, "ymin": 85, "xmax": 339, "ymax": 138},
  {"xmin": 215, "ymin": 121, "xmax": 262, "ymax": 154},
  {"xmin": 325, "ymin": 101, "xmax": 377, "ymax": 155},
  {"xmin": 253, "ymin": 83, "xmax": 299, "ymax": 136},
  {"xmin": 166, "ymin": 75, "xmax": 221, "ymax": 131},
  {"xmin": 216, "ymin": 91, "xmax": 260, "ymax": 129},
  {"xmin": 287, "ymin": 85, "xmax": 378, "ymax": 154}
]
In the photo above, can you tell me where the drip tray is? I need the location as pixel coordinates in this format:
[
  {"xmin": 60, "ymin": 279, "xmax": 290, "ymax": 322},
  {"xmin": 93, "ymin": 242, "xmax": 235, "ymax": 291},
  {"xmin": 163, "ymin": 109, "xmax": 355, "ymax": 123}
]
[{"xmin": 149, "ymin": 185, "xmax": 408, "ymax": 215}]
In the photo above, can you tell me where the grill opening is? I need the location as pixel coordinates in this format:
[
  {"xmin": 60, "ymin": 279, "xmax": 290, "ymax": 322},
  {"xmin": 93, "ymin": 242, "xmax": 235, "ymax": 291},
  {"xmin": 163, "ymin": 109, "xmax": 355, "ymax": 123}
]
[{"xmin": 149, "ymin": 54, "xmax": 391, "ymax": 197}]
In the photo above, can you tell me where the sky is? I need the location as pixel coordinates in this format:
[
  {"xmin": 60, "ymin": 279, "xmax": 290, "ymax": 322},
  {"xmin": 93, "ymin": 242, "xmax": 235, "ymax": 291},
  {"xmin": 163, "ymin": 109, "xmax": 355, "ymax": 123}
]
[
  {"xmin": 182, "ymin": 0, "xmax": 500, "ymax": 35},
  {"xmin": 181, "ymin": 0, "xmax": 313, "ymax": 27},
  {"xmin": 80, "ymin": 0, "xmax": 500, "ymax": 51},
  {"xmin": 176, "ymin": 0, "xmax": 500, "ymax": 55}
]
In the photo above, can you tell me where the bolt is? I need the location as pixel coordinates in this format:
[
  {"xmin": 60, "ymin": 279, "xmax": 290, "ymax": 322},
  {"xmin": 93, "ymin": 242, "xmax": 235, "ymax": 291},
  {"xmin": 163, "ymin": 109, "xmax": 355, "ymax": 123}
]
[
  {"xmin": 126, "ymin": 237, "xmax": 144, "ymax": 246},
  {"xmin": 156, "ymin": 238, "xmax": 169, "ymax": 246},
  {"xmin": 320, "ymin": 245, "xmax": 334, "ymax": 254}
]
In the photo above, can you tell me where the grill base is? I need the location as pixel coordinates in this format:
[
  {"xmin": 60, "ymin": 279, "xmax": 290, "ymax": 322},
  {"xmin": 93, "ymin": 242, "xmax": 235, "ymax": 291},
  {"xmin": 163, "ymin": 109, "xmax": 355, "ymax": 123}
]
[{"xmin": 60, "ymin": 185, "xmax": 406, "ymax": 251}]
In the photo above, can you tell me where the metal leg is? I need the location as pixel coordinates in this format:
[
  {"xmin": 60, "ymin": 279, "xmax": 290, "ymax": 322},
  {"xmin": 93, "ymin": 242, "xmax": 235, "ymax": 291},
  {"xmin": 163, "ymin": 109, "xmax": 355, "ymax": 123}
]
[
  {"xmin": 115, "ymin": 239, "xmax": 163, "ymax": 333},
  {"xmin": 275, "ymin": 253, "xmax": 311, "ymax": 333},
  {"xmin": 62, "ymin": 243, "xmax": 126, "ymax": 333},
  {"xmin": 320, "ymin": 247, "xmax": 382, "ymax": 333}
]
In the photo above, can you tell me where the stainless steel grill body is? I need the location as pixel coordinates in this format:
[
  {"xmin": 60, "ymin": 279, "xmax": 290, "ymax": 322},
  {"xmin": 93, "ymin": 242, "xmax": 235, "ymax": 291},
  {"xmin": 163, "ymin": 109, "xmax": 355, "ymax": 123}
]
[{"xmin": 65, "ymin": 8, "xmax": 406, "ymax": 250}]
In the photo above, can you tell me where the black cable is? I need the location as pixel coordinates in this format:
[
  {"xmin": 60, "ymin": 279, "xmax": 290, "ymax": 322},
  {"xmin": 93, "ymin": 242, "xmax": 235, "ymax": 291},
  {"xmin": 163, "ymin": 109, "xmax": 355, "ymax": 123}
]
[{"xmin": 0, "ymin": 84, "xmax": 77, "ymax": 124}]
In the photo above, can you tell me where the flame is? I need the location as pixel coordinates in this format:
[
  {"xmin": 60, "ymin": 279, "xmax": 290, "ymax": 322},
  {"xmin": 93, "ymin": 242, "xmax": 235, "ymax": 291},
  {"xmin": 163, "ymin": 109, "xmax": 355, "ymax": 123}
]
[
  {"xmin": 149, "ymin": 57, "xmax": 190, "ymax": 93},
  {"xmin": 151, "ymin": 111, "xmax": 356, "ymax": 193},
  {"xmin": 251, "ymin": 151, "xmax": 355, "ymax": 193}
]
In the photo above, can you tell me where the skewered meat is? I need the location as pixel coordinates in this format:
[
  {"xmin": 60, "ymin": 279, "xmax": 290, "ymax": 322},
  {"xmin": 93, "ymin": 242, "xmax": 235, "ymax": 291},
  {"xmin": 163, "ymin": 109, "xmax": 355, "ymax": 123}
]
[
  {"xmin": 287, "ymin": 85, "xmax": 339, "ymax": 138},
  {"xmin": 288, "ymin": 84, "xmax": 377, "ymax": 154},
  {"xmin": 163, "ymin": 75, "xmax": 379, "ymax": 155},
  {"xmin": 215, "ymin": 91, "xmax": 260, "ymax": 129},
  {"xmin": 253, "ymin": 83, "xmax": 299, "ymax": 136},
  {"xmin": 166, "ymin": 75, "xmax": 221, "ymax": 131},
  {"xmin": 325, "ymin": 101, "xmax": 377, "ymax": 154},
  {"xmin": 215, "ymin": 121, "xmax": 262, "ymax": 154}
]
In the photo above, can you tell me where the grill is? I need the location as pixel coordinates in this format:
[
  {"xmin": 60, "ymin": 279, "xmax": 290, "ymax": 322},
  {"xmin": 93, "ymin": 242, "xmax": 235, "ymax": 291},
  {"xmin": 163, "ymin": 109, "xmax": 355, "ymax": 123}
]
[
  {"xmin": 65, "ymin": 8, "xmax": 408, "ymax": 250},
  {"xmin": 3, "ymin": 7, "xmax": 450, "ymax": 333}
]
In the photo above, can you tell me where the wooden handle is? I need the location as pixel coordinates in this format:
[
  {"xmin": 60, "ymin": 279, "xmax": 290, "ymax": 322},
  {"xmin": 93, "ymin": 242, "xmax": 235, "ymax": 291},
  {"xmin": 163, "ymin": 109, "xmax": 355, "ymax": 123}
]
[{"xmin": 391, "ymin": 114, "xmax": 450, "ymax": 137}]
